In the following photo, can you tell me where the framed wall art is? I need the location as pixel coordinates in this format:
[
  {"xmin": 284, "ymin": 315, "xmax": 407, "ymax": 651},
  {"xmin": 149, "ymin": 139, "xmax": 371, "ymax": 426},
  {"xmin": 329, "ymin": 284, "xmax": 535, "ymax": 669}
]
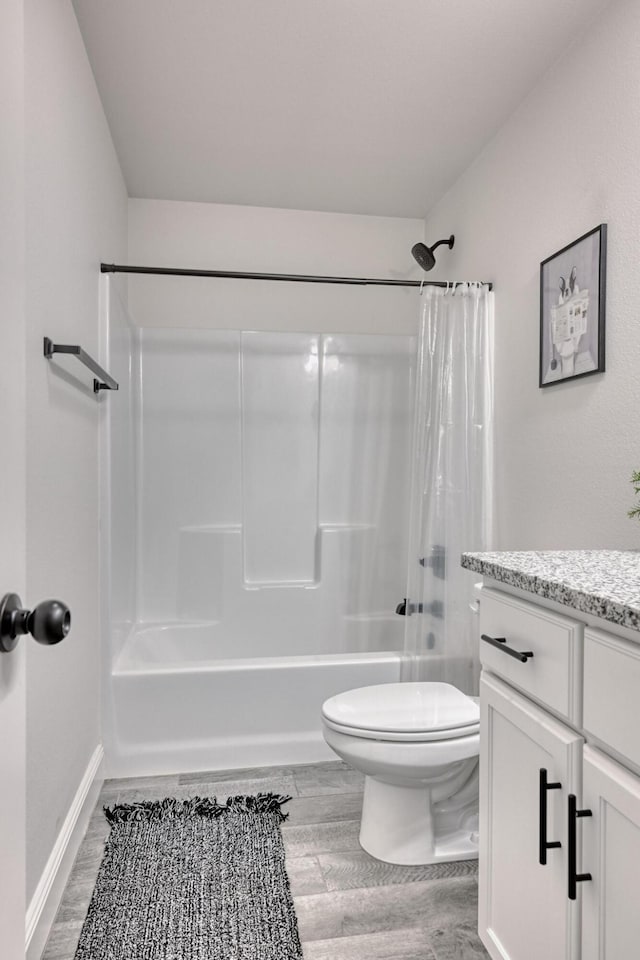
[{"xmin": 539, "ymin": 223, "xmax": 607, "ymax": 387}]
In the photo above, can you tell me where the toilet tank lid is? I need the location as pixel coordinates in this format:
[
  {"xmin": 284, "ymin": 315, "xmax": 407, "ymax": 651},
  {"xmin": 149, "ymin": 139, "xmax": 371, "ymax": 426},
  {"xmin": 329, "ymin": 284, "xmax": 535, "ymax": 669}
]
[{"xmin": 322, "ymin": 682, "xmax": 479, "ymax": 734}]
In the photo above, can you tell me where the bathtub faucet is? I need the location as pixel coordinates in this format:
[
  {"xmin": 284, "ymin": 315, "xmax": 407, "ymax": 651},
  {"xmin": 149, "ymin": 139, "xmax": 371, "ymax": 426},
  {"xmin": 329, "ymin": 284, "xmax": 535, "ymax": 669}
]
[{"xmin": 395, "ymin": 598, "xmax": 443, "ymax": 618}]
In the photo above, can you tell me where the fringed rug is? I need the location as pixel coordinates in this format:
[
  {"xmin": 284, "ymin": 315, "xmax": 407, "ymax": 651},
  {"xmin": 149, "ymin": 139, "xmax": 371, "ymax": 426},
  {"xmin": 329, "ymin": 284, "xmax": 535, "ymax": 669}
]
[{"xmin": 74, "ymin": 794, "xmax": 303, "ymax": 960}]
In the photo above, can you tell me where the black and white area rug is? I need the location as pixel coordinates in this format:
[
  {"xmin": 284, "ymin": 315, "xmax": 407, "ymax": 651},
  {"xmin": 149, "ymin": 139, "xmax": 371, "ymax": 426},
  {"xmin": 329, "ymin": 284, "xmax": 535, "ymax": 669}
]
[{"xmin": 74, "ymin": 794, "xmax": 303, "ymax": 960}]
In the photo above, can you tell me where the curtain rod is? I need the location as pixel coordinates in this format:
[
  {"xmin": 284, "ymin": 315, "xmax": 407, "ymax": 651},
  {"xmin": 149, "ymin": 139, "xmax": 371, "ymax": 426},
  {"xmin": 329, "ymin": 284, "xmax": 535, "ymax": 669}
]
[{"xmin": 100, "ymin": 263, "xmax": 492, "ymax": 291}]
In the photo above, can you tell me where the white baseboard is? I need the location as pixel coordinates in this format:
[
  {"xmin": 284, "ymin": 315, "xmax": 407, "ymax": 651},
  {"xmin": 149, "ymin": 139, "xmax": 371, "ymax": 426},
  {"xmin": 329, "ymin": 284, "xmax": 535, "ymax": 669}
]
[{"xmin": 26, "ymin": 744, "xmax": 104, "ymax": 960}]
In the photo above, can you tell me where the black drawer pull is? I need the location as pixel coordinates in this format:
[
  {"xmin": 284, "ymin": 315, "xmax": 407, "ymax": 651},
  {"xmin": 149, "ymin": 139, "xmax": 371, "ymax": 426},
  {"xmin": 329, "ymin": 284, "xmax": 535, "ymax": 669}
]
[
  {"xmin": 481, "ymin": 633, "xmax": 534, "ymax": 663},
  {"xmin": 539, "ymin": 768, "xmax": 562, "ymax": 865},
  {"xmin": 568, "ymin": 794, "xmax": 592, "ymax": 900}
]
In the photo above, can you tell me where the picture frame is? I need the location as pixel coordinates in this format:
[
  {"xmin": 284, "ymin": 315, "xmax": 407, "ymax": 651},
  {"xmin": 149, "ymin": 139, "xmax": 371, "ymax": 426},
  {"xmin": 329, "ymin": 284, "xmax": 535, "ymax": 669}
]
[{"xmin": 539, "ymin": 223, "xmax": 607, "ymax": 387}]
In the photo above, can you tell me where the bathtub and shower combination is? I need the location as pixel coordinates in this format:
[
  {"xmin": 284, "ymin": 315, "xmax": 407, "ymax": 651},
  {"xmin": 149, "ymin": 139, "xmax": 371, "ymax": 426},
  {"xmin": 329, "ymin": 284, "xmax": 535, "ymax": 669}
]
[{"xmin": 103, "ymin": 284, "xmax": 417, "ymax": 777}]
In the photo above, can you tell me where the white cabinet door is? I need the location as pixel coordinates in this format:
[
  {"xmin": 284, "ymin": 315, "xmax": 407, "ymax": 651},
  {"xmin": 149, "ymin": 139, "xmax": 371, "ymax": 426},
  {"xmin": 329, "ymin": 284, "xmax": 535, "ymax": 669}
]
[
  {"xmin": 581, "ymin": 745, "xmax": 640, "ymax": 960},
  {"xmin": 479, "ymin": 673, "xmax": 583, "ymax": 960}
]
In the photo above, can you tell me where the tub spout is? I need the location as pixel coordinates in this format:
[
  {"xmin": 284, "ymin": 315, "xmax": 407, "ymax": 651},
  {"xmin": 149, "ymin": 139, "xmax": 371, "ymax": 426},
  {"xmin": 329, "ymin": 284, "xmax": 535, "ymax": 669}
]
[{"xmin": 395, "ymin": 599, "xmax": 425, "ymax": 616}]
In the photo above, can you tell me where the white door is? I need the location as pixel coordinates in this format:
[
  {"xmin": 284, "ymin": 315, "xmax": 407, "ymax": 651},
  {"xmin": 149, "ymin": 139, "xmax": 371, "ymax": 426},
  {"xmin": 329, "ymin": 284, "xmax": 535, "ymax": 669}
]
[
  {"xmin": 1, "ymin": 1, "xmax": 27, "ymax": 958},
  {"xmin": 479, "ymin": 673, "xmax": 583, "ymax": 960},
  {"xmin": 581, "ymin": 745, "xmax": 640, "ymax": 960}
]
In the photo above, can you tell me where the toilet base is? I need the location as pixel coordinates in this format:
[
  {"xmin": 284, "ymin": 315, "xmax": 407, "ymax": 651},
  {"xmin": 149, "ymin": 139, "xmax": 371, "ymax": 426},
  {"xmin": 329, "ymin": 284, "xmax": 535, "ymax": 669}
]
[{"xmin": 359, "ymin": 775, "xmax": 479, "ymax": 866}]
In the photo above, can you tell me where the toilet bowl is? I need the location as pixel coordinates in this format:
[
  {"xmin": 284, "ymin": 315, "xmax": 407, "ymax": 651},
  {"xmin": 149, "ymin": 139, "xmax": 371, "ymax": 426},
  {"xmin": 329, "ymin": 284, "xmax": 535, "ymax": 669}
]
[{"xmin": 321, "ymin": 681, "xmax": 479, "ymax": 865}]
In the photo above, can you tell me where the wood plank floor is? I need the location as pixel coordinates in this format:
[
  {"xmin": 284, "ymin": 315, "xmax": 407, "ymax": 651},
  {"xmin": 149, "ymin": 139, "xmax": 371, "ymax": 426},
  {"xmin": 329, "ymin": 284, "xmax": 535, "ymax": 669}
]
[{"xmin": 42, "ymin": 761, "xmax": 489, "ymax": 960}]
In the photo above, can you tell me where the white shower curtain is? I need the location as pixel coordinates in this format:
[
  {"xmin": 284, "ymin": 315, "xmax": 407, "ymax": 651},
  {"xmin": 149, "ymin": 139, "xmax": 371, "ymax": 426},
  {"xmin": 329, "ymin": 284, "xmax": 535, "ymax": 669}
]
[{"xmin": 402, "ymin": 283, "xmax": 494, "ymax": 695}]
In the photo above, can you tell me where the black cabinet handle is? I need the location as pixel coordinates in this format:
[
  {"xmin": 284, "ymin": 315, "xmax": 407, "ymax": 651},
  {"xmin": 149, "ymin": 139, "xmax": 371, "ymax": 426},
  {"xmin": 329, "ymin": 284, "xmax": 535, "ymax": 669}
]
[
  {"xmin": 481, "ymin": 633, "xmax": 534, "ymax": 663},
  {"xmin": 539, "ymin": 768, "xmax": 562, "ymax": 865},
  {"xmin": 0, "ymin": 593, "xmax": 71, "ymax": 653},
  {"xmin": 568, "ymin": 794, "xmax": 592, "ymax": 900}
]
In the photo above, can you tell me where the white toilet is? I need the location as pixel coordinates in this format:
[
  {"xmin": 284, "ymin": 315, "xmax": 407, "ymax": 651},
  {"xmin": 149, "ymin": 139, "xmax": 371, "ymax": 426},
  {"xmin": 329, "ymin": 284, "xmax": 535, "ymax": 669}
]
[{"xmin": 321, "ymin": 681, "xmax": 479, "ymax": 865}]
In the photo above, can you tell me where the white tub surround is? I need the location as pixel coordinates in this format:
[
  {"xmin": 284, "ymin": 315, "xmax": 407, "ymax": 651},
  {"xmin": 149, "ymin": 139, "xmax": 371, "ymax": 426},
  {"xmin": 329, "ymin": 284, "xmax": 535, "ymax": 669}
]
[
  {"xmin": 104, "ymin": 310, "xmax": 414, "ymax": 776},
  {"xmin": 468, "ymin": 550, "xmax": 640, "ymax": 960}
]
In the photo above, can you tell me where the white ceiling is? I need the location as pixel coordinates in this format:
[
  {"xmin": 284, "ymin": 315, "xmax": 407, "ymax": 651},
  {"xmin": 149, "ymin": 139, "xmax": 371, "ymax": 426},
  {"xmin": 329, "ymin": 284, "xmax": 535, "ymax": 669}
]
[{"xmin": 72, "ymin": 0, "xmax": 612, "ymax": 218}]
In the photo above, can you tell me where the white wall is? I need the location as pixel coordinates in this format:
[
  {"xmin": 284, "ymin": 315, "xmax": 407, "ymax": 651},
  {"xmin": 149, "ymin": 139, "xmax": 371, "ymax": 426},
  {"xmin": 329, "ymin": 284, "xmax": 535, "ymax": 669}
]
[
  {"xmin": 424, "ymin": 0, "xmax": 640, "ymax": 550},
  {"xmin": 127, "ymin": 199, "xmax": 423, "ymax": 335},
  {"xmin": 25, "ymin": 0, "xmax": 127, "ymax": 902}
]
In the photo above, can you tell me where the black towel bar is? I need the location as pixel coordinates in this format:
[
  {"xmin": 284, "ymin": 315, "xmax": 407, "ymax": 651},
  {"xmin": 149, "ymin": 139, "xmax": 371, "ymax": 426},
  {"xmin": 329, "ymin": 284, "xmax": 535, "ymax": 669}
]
[{"xmin": 43, "ymin": 337, "xmax": 119, "ymax": 394}]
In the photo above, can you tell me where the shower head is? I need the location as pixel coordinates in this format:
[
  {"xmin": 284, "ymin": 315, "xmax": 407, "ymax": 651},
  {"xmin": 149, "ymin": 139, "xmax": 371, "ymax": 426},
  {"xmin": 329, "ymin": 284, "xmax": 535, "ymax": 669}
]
[{"xmin": 411, "ymin": 234, "xmax": 455, "ymax": 272}]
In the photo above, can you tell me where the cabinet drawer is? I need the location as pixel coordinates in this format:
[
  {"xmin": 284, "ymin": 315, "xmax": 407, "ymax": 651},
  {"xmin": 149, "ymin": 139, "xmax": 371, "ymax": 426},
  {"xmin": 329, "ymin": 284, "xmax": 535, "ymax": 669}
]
[
  {"xmin": 479, "ymin": 587, "xmax": 583, "ymax": 724},
  {"xmin": 583, "ymin": 628, "xmax": 640, "ymax": 769}
]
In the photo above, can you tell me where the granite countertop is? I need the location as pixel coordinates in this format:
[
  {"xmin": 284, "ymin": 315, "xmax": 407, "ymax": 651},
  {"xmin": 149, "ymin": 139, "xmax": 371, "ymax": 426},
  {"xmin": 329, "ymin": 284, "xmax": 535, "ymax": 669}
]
[{"xmin": 461, "ymin": 550, "xmax": 640, "ymax": 632}]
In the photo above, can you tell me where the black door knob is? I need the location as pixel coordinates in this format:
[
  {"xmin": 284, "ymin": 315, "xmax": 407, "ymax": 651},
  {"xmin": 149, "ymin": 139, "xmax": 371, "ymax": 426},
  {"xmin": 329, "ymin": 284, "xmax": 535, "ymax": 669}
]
[{"xmin": 0, "ymin": 593, "xmax": 71, "ymax": 653}]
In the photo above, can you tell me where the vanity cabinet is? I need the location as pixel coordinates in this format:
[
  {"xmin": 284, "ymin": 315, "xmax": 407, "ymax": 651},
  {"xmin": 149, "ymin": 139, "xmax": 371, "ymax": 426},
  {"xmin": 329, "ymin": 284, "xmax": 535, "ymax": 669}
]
[
  {"xmin": 477, "ymin": 585, "xmax": 640, "ymax": 960},
  {"xmin": 479, "ymin": 673, "xmax": 582, "ymax": 960}
]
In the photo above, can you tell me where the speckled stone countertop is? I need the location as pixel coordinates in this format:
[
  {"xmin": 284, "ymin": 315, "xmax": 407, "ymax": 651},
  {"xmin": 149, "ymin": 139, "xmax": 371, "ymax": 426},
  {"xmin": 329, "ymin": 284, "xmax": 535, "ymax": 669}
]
[{"xmin": 461, "ymin": 550, "xmax": 640, "ymax": 632}]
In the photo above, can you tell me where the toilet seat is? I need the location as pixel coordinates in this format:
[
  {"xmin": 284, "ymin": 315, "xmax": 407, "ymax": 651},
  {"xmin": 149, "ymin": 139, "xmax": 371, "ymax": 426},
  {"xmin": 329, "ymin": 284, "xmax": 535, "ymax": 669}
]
[
  {"xmin": 322, "ymin": 682, "xmax": 479, "ymax": 743},
  {"xmin": 322, "ymin": 716, "xmax": 479, "ymax": 742}
]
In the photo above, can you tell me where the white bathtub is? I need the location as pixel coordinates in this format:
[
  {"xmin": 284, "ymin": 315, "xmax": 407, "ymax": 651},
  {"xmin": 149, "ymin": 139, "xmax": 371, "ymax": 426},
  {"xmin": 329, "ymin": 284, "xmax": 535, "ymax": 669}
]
[{"xmin": 108, "ymin": 625, "xmax": 402, "ymax": 778}]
